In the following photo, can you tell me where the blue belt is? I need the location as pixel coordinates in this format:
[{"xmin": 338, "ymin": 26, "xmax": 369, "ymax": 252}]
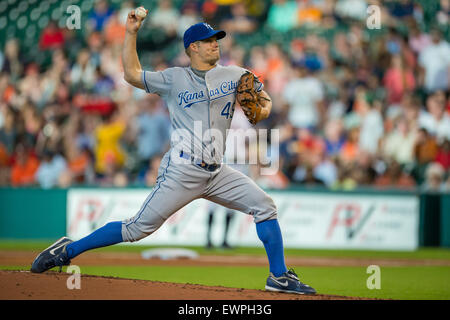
[{"xmin": 179, "ymin": 151, "xmax": 220, "ymax": 172}]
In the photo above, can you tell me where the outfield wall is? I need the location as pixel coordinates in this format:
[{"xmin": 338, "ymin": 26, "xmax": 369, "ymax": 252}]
[{"xmin": 0, "ymin": 187, "xmax": 449, "ymax": 249}]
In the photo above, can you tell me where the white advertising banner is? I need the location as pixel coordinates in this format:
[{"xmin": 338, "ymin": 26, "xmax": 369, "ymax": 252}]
[{"xmin": 67, "ymin": 189, "xmax": 419, "ymax": 250}]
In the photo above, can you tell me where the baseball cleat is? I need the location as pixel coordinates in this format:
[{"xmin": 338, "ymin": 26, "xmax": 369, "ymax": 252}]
[
  {"xmin": 265, "ymin": 268, "xmax": 316, "ymax": 295},
  {"xmin": 30, "ymin": 237, "xmax": 73, "ymax": 273}
]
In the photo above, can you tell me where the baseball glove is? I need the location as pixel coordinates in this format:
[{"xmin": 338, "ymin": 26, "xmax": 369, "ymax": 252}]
[{"xmin": 236, "ymin": 71, "xmax": 262, "ymax": 125}]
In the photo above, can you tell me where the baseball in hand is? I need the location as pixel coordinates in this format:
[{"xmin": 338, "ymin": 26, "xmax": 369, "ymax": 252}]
[{"xmin": 135, "ymin": 6, "xmax": 148, "ymax": 19}]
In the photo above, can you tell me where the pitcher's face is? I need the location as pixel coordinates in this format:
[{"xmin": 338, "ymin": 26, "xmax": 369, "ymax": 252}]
[{"xmin": 196, "ymin": 36, "xmax": 220, "ymax": 64}]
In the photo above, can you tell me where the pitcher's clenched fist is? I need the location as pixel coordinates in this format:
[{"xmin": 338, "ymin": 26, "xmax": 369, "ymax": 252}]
[{"xmin": 126, "ymin": 8, "xmax": 148, "ymax": 34}]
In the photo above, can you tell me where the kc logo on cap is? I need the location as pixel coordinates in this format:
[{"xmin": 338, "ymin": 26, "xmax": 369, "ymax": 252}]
[
  {"xmin": 203, "ymin": 23, "xmax": 214, "ymax": 30},
  {"xmin": 183, "ymin": 23, "xmax": 226, "ymax": 49}
]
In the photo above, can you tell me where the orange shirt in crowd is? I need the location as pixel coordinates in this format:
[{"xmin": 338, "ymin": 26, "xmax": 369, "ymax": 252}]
[
  {"xmin": 414, "ymin": 139, "xmax": 439, "ymax": 164},
  {"xmin": 340, "ymin": 142, "xmax": 358, "ymax": 163},
  {"xmin": 68, "ymin": 151, "xmax": 90, "ymax": 177},
  {"xmin": 0, "ymin": 144, "xmax": 9, "ymax": 167},
  {"xmin": 2, "ymin": 85, "xmax": 15, "ymax": 104},
  {"xmin": 298, "ymin": 7, "xmax": 321, "ymax": 24},
  {"xmin": 104, "ymin": 19, "xmax": 126, "ymax": 45},
  {"xmin": 10, "ymin": 155, "xmax": 40, "ymax": 186}
]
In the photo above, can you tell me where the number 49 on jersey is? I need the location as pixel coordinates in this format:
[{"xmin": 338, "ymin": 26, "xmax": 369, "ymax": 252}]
[{"xmin": 221, "ymin": 102, "xmax": 235, "ymax": 119}]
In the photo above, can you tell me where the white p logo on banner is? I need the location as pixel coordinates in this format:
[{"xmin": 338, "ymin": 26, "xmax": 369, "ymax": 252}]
[
  {"xmin": 66, "ymin": 265, "xmax": 81, "ymax": 290},
  {"xmin": 66, "ymin": 5, "xmax": 81, "ymax": 30},
  {"xmin": 366, "ymin": 5, "xmax": 381, "ymax": 30},
  {"xmin": 366, "ymin": 265, "xmax": 381, "ymax": 290}
]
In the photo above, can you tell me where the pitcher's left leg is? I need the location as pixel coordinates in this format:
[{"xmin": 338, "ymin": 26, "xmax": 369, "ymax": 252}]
[
  {"xmin": 203, "ymin": 166, "xmax": 284, "ymax": 274},
  {"xmin": 203, "ymin": 165, "xmax": 316, "ymax": 294}
]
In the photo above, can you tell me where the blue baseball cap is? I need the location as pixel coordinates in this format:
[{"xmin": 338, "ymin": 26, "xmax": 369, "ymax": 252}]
[{"xmin": 183, "ymin": 23, "xmax": 226, "ymax": 49}]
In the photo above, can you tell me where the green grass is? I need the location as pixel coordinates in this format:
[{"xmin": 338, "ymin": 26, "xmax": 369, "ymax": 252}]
[
  {"xmin": 2, "ymin": 265, "xmax": 450, "ymax": 300},
  {"xmin": 2, "ymin": 240, "xmax": 450, "ymax": 260}
]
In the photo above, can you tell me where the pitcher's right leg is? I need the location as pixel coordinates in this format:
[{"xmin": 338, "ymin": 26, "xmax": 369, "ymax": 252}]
[{"xmin": 122, "ymin": 158, "xmax": 207, "ymax": 242}]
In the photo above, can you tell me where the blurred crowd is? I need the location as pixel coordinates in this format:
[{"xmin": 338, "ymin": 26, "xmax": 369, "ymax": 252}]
[{"xmin": 0, "ymin": 0, "xmax": 449, "ymax": 192}]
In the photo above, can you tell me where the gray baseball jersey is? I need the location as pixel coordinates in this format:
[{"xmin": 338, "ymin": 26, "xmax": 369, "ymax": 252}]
[{"xmin": 121, "ymin": 64, "xmax": 276, "ymax": 242}]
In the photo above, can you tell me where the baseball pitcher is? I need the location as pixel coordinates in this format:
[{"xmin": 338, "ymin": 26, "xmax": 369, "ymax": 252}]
[{"xmin": 31, "ymin": 8, "xmax": 316, "ymax": 295}]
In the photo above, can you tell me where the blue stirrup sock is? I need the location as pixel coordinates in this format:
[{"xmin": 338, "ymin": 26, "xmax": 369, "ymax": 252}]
[
  {"xmin": 256, "ymin": 219, "xmax": 288, "ymax": 277},
  {"xmin": 66, "ymin": 221, "xmax": 123, "ymax": 259}
]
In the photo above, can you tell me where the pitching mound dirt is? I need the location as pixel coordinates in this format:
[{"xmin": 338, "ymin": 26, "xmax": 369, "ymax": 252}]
[
  {"xmin": 1, "ymin": 270, "xmax": 367, "ymax": 300},
  {"xmin": 2, "ymin": 249, "xmax": 444, "ymax": 300}
]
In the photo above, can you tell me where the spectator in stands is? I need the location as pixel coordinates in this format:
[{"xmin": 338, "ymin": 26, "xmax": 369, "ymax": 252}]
[
  {"xmin": 435, "ymin": 138, "xmax": 450, "ymax": 171},
  {"xmin": 0, "ymin": 106, "xmax": 18, "ymax": 155},
  {"xmin": 334, "ymin": 0, "xmax": 368, "ymax": 21},
  {"xmin": 414, "ymin": 128, "xmax": 440, "ymax": 165},
  {"xmin": 104, "ymin": 13, "xmax": 126, "ymax": 46},
  {"xmin": 339, "ymin": 126, "xmax": 360, "ymax": 165},
  {"xmin": 1, "ymin": 39, "xmax": 23, "ymax": 81},
  {"xmin": 418, "ymin": 91, "xmax": 450, "ymax": 143},
  {"xmin": 0, "ymin": 142, "xmax": 9, "ymax": 185},
  {"xmin": 72, "ymin": 107, "xmax": 95, "ymax": 147},
  {"xmin": 266, "ymin": 0, "xmax": 298, "ymax": 32},
  {"xmin": 330, "ymin": 161, "xmax": 357, "ymax": 190},
  {"xmin": 413, "ymin": 127, "xmax": 440, "ymax": 184},
  {"xmin": 381, "ymin": 116, "xmax": 417, "ymax": 166},
  {"xmin": 21, "ymin": 103, "xmax": 42, "ymax": 145},
  {"xmin": 35, "ymin": 150, "xmax": 67, "ymax": 189},
  {"xmin": 421, "ymin": 162, "xmax": 446, "ymax": 192},
  {"xmin": 148, "ymin": 0, "xmax": 180, "ymax": 38},
  {"xmin": 357, "ymin": 94, "xmax": 384, "ymax": 156},
  {"xmin": 331, "ymin": 32, "xmax": 352, "ymax": 66},
  {"xmin": 387, "ymin": 0, "xmax": 414, "ymax": 20},
  {"xmin": 86, "ymin": 31, "xmax": 103, "ymax": 69},
  {"xmin": 402, "ymin": 96, "xmax": 421, "ymax": 130},
  {"xmin": 248, "ymin": 46, "xmax": 268, "ymax": 82},
  {"xmin": 112, "ymin": 170, "xmax": 129, "ymax": 187},
  {"xmin": 282, "ymin": 64, "xmax": 324, "ymax": 130},
  {"xmin": 201, "ymin": 0, "xmax": 220, "ymax": 27},
  {"xmin": 383, "ymin": 54, "xmax": 416, "ymax": 105},
  {"xmin": 177, "ymin": 1, "xmax": 201, "ymax": 38},
  {"xmin": 87, "ymin": 0, "xmax": 115, "ymax": 32},
  {"xmin": 408, "ymin": 24, "xmax": 431, "ymax": 54},
  {"xmin": 418, "ymin": 29, "xmax": 450, "ymax": 93},
  {"xmin": 39, "ymin": 21, "xmax": 65, "ymax": 50},
  {"xmin": 118, "ymin": 0, "xmax": 136, "ymax": 25},
  {"xmin": 374, "ymin": 159, "xmax": 416, "ymax": 189},
  {"xmin": 65, "ymin": 144, "xmax": 95, "ymax": 185},
  {"xmin": 310, "ymin": 152, "xmax": 337, "ymax": 188},
  {"xmin": 296, "ymin": 164, "xmax": 325, "ymax": 186},
  {"xmin": 93, "ymin": 66, "xmax": 115, "ymax": 96},
  {"xmin": 445, "ymin": 175, "xmax": 450, "ymax": 192},
  {"xmin": 94, "ymin": 108, "xmax": 126, "ymax": 176},
  {"xmin": 10, "ymin": 142, "xmax": 39, "ymax": 186},
  {"xmin": 70, "ymin": 49, "xmax": 96, "ymax": 92},
  {"xmin": 220, "ymin": 2, "xmax": 257, "ymax": 35},
  {"xmin": 297, "ymin": 0, "xmax": 322, "ymax": 26},
  {"xmin": 295, "ymin": 127, "xmax": 324, "ymax": 158},
  {"xmin": 264, "ymin": 43, "xmax": 290, "ymax": 96},
  {"xmin": 59, "ymin": 110, "xmax": 94, "ymax": 185},
  {"xmin": 326, "ymin": 86, "xmax": 348, "ymax": 121},
  {"xmin": 323, "ymin": 119, "xmax": 345, "ymax": 157},
  {"xmin": 132, "ymin": 95, "xmax": 171, "ymax": 174},
  {"xmin": 436, "ymin": 0, "xmax": 450, "ymax": 26},
  {"xmin": 353, "ymin": 150, "xmax": 377, "ymax": 185}
]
